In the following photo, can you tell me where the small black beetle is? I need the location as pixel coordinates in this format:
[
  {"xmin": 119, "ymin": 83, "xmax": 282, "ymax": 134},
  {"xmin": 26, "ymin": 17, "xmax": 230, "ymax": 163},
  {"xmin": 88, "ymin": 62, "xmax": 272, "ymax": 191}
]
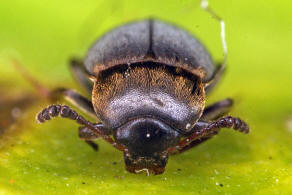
[{"xmin": 37, "ymin": 19, "xmax": 249, "ymax": 175}]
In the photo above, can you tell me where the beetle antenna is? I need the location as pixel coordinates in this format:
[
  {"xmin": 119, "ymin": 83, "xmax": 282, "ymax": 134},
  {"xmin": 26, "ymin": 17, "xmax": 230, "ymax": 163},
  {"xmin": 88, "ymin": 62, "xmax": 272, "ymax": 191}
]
[
  {"xmin": 201, "ymin": 0, "xmax": 227, "ymax": 87},
  {"xmin": 36, "ymin": 104, "xmax": 127, "ymax": 152}
]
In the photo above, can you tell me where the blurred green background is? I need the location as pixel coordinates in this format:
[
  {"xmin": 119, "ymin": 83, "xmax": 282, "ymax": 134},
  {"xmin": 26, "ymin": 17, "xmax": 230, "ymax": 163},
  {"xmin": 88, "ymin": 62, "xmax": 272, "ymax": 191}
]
[{"xmin": 0, "ymin": 0, "xmax": 291, "ymax": 194}]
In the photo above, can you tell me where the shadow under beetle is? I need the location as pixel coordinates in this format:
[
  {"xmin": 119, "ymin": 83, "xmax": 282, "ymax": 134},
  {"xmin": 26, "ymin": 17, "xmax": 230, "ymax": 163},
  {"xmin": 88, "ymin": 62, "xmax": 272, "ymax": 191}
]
[{"xmin": 37, "ymin": 19, "xmax": 249, "ymax": 175}]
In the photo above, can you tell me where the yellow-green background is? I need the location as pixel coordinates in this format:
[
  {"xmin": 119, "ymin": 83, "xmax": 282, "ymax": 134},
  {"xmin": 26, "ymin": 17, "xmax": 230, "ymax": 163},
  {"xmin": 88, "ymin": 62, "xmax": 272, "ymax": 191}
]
[{"xmin": 0, "ymin": 0, "xmax": 291, "ymax": 194}]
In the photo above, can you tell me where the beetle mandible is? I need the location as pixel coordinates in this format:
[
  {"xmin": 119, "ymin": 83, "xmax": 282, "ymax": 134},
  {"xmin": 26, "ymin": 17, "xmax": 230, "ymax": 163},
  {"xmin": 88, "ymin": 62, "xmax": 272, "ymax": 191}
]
[{"xmin": 37, "ymin": 19, "xmax": 249, "ymax": 175}]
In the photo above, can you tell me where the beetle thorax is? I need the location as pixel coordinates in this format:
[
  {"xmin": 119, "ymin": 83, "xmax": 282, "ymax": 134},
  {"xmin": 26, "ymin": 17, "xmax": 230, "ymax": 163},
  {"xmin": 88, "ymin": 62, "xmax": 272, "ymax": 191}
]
[{"xmin": 92, "ymin": 63, "xmax": 205, "ymax": 132}]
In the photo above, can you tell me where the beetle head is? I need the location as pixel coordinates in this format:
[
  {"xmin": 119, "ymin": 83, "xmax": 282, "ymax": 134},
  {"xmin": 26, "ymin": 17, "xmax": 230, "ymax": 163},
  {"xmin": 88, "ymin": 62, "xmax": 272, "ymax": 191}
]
[{"xmin": 114, "ymin": 118, "xmax": 180, "ymax": 175}]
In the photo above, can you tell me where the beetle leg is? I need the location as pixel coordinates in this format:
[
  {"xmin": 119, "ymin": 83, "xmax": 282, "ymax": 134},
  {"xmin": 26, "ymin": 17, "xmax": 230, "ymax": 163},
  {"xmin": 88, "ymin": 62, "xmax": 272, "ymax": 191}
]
[
  {"xmin": 169, "ymin": 135, "xmax": 216, "ymax": 155},
  {"xmin": 50, "ymin": 88, "xmax": 96, "ymax": 118},
  {"xmin": 169, "ymin": 121, "xmax": 218, "ymax": 155},
  {"xmin": 201, "ymin": 98, "xmax": 233, "ymax": 121},
  {"xmin": 69, "ymin": 58, "xmax": 93, "ymax": 93},
  {"xmin": 173, "ymin": 101, "xmax": 232, "ymax": 154},
  {"xmin": 84, "ymin": 141, "xmax": 99, "ymax": 151},
  {"xmin": 78, "ymin": 123, "xmax": 113, "ymax": 151},
  {"xmin": 79, "ymin": 123, "xmax": 110, "ymax": 139},
  {"xmin": 78, "ymin": 125, "xmax": 99, "ymax": 151},
  {"xmin": 36, "ymin": 104, "xmax": 126, "ymax": 152},
  {"xmin": 168, "ymin": 116, "xmax": 249, "ymax": 154},
  {"xmin": 204, "ymin": 62, "xmax": 225, "ymax": 94}
]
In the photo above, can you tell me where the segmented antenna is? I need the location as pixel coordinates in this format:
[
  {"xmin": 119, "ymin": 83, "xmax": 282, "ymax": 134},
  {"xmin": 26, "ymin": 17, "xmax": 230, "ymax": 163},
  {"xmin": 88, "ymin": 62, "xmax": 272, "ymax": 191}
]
[{"xmin": 201, "ymin": 0, "xmax": 228, "ymax": 66}]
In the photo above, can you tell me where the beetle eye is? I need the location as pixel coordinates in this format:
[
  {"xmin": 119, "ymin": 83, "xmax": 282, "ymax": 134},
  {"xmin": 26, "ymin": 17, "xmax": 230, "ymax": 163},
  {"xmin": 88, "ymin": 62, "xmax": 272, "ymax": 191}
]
[{"xmin": 114, "ymin": 118, "xmax": 180, "ymax": 156}]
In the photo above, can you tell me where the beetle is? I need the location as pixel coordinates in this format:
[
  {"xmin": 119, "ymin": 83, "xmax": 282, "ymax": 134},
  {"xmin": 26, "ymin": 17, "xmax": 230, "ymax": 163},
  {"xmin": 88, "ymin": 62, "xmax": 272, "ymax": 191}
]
[{"xmin": 36, "ymin": 19, "xmax": 249, "ymax": 175}]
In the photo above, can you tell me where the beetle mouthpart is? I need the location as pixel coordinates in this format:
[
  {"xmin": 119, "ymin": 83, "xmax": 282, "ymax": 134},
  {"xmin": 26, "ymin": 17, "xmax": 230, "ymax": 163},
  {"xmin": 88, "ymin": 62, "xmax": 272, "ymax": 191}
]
[{"xmin": 123, "ymin": 152, "xmax": 168, "ymax": 175}]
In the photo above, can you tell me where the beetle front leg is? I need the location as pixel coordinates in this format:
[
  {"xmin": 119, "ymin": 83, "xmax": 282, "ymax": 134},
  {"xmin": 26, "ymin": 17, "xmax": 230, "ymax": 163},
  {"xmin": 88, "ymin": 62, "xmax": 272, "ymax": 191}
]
[
  {"xmin": 204, "ymin": 62, "xmax": 226, "ymax": 94},
  {"xmin": 78, "ymin": 125, "xmax": 100, "ymax": 151},
  {"xmin": 78, "ymin": 123, "xmax": 113, "ymax": 151},
  {"xmin": 201, "ymin": 98, "xmax": 233, "ymax": 121},
  {"xmin": 168, "ymin": 116, "xmax": 249, "ymax": 154},
  {"xmin": 69, "ymin": 58, "xmax": 93, "ymax": 93},
  {"xmin": 50, "ymin": 88, "xmax": 96, "ymax": 118},
  {"xmin": 36, "ymin": 104, "xmax": 126, "ymax": 152},
  {"xmin": 169, "ymin": 133, "xmax": 217, "ymax": 155}
]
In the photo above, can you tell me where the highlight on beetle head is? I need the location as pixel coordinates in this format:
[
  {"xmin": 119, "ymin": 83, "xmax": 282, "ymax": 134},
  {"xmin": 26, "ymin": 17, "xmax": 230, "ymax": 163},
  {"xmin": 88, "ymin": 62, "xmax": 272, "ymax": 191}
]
[{"xmin": 114, "ymin": 118, "xmax": 180, "ymax": 175}]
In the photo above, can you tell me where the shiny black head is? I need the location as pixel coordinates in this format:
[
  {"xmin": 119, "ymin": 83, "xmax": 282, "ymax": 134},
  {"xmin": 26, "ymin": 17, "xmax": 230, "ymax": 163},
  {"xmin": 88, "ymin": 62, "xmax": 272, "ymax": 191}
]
[{"xmin": 114, "ymin": 118, "xmax": 180, "ymax": 175}]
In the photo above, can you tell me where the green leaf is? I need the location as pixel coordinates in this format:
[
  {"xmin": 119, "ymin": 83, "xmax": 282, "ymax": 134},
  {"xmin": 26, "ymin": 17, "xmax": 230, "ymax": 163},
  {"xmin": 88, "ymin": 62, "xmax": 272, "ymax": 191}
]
[{"xmin": 1, "ymin": 0, "xmax": 292, "ymax": 194}]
